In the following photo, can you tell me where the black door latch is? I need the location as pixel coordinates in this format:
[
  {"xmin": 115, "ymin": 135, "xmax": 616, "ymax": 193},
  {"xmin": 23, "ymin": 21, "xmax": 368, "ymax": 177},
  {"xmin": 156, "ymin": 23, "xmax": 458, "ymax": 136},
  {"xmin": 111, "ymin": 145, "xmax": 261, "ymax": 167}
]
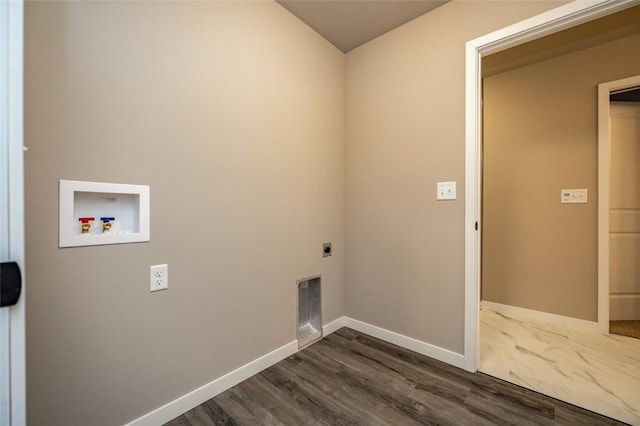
[{"xmin": 1, "ymin": 261, "xmax": 22, "ymax": 307}]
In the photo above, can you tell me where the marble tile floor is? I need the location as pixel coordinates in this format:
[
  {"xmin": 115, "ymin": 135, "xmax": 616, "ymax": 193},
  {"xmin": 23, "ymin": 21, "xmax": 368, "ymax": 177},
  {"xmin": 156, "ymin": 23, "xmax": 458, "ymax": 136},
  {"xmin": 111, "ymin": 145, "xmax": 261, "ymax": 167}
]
[{"xmin": 480, "ymin": 307, "xmax": 640, "ymax": 425}]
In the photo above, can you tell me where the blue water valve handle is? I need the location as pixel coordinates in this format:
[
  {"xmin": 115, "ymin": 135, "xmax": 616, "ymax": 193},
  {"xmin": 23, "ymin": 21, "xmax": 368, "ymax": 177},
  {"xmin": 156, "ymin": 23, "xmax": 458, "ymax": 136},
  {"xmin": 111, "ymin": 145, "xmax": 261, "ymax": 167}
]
[{"xmin": 100, "ymin": 217, "xmax": 116, "ymax": 233}]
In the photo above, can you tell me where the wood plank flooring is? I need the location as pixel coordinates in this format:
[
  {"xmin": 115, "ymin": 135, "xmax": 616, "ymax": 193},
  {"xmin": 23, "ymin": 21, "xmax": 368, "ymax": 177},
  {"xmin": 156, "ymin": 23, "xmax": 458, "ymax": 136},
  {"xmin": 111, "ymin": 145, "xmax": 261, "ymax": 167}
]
[{"xmin": 165, "ymin": 328, "xmax": 627, "ymax": 425}]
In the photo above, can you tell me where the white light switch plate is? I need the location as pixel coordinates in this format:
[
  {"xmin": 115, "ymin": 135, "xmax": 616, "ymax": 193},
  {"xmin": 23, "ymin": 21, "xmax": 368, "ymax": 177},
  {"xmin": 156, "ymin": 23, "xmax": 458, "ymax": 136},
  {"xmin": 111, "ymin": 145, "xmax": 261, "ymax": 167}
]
[
  {"xmin": 561, "ymin": 189, "xmax": 588, "ymax": 204},
  {"xmin": 437, "ymin": 181, "xmax": 456, "ymax": 200}
]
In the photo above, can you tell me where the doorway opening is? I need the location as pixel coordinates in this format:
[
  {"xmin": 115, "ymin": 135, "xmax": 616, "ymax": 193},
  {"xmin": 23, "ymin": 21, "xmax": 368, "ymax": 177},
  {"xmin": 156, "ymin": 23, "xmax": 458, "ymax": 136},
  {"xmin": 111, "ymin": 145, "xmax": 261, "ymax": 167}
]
[
  {"xmin": 598, "ymin": 77, "xmax": 640, "ymax": 338},
  {"xmin": 466, "ymin": 2, "xmax": 640, "ymax": 423},
  {"xmin": 477, "ymin": 50, "xmax": 640, "ymax": 426},
  {"xmin": 465, "ymin": 0, "xmax": 639, "ymax": 373}
]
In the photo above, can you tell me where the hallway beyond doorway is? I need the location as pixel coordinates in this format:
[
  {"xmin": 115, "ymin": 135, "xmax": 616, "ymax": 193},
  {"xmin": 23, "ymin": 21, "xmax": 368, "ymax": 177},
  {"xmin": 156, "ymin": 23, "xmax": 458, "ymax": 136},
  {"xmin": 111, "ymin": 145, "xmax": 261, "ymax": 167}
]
[{"xmin": 480, "ymin": 307, "xmax": 640, "ymax": 424}]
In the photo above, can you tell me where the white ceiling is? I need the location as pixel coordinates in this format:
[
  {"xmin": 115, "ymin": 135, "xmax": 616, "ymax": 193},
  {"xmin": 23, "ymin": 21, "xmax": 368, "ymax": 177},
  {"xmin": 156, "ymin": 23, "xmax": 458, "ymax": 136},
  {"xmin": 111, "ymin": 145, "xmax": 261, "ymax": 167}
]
[{"xmin": 276, "ymin": 0, "xmax": 449, "ymax": 53}]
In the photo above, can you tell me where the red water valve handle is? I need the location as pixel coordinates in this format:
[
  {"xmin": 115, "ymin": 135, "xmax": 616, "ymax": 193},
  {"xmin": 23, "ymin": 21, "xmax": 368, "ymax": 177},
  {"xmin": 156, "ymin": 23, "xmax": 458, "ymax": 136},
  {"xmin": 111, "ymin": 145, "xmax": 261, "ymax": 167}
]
[{"xmin": 78, "ymin": 217, "xmax": 95, "ymax": 223}]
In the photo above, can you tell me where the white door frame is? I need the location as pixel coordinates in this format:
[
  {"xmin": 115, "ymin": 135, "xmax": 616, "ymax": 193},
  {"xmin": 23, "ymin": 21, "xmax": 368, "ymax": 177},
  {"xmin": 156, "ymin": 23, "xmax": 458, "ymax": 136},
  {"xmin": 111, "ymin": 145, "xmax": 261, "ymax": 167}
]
[
  {"xmin": 464, "ymin": 0, "xmax": 638, "ymax": 372},
  {"xmin": 0, "ymin": 0, "xmax": 26, "ymax": 424},
  {"xmin": 598, "ymin": 74, "xmax": 640, "ymax": 334}
]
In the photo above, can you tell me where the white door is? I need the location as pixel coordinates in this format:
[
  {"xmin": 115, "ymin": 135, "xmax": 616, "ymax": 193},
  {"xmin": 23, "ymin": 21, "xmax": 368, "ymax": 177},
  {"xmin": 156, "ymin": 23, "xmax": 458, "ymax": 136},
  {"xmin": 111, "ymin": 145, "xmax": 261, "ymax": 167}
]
[
  {"xmin": 0, "ymin": 1, "xmax": 26, "ymax": 424},
  {"xmin": 609, "ymin": 98, "xmax": 640, "ymax": 322}
]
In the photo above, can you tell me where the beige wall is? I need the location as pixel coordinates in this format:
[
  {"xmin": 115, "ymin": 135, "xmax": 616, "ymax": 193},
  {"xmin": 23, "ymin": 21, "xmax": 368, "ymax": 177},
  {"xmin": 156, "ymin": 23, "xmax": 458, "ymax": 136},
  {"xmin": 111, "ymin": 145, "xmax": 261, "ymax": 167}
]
[
  {"xmin": 482, "ymin": 34, "xmax": 640, "ymax": 321},
  {"xmin": 24, "ymin": 2, "xmax": 344, "ymax": 425},
  {"xmin": 27, "ymin": 0, "xmax": 610, "ymax": 423},
  {"xmin": 344, "ymin": 1, "xmax": 564, "ymax": 354},
  {"xmin": 610, "ymin": 102, "xmax": 640, "ymax": 320}
]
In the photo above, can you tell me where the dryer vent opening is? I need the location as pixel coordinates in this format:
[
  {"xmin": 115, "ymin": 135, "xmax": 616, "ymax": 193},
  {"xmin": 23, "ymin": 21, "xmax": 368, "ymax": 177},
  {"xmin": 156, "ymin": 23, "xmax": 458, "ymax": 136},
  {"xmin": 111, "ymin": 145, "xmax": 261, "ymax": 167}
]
[{"xmin": 297, "ymin": 276, "xmax": 322, "ymax": 349}]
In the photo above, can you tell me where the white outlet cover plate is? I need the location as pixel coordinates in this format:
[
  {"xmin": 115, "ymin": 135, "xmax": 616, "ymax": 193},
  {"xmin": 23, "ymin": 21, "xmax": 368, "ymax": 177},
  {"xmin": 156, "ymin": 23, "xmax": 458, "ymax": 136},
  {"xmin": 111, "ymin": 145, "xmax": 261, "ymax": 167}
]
[
  {"xmin": 150, "ymin": 264, "xmax": 168, "ymax": 292},
  {"xmin": 561, "ymin": 188, "xmax": 588, "ymax": 204},
  {"xmin": 437, "ymin": 181, "xmax": 456, "ymax": 200}
]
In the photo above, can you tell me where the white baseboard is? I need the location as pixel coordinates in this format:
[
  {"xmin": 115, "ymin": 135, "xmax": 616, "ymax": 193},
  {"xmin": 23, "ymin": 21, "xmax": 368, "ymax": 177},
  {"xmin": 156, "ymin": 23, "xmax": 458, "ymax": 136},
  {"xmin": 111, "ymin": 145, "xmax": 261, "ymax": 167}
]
[
  {"xmin": 323, "ymin": 316, "xmax": 347, "ymax": 335},
  {"xmin": 610, "ymin": 294, "xmax": 640, "ymax": 321},
  {"xmin": 481, "ymin": 300, "xmax": 598, "ymax": 332},
  {"xmin": 126, "ymin": 316, "xmax": 464, "ymax": 425},
  {"xmin": 126, "ymin": 317, "xmax": 347, "ymax": 426},
  {"xmin": 124, "ymin": 340, "xmax": 298, "ymax": 426},
  {"xmin": 343, "ymin": 318, "xmax": 465, "ymax": 369}
]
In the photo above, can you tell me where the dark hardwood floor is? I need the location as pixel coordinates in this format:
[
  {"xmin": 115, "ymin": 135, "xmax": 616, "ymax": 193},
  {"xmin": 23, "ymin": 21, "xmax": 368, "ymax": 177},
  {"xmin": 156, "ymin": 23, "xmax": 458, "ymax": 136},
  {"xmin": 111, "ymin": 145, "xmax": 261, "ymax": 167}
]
[{"xmin": 165, "ymin": 328, "xmax": 627, "ymax": 425}]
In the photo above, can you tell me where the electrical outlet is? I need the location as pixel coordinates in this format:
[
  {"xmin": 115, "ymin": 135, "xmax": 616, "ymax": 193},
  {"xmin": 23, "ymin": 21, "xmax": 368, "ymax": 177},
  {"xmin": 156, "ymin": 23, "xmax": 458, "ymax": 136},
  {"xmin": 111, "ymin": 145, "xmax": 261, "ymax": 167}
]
[
  {"xmin": 323, "ymin": 242, "xmax": 332, "ymax": 257},
  {"xmin": 150, "ymin": 264, "xmax": 168, "ymax": 292}
]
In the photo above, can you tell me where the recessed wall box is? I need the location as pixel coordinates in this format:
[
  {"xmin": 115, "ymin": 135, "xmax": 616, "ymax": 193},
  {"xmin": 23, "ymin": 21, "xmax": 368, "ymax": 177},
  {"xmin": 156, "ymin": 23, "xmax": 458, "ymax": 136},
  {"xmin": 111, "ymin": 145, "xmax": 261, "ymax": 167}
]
[
  {"xmin": 59, "ymin": 180, "xmax": 150, "ymax": 248},
  {"xmin": 297, "ymin": 276, "xmax": 322, "ymax": 349}
]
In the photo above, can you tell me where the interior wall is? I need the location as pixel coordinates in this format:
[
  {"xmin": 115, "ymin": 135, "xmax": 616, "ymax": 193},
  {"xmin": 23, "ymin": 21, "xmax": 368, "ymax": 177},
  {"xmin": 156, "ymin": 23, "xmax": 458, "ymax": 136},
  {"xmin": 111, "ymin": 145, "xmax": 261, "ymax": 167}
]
[
  {"xmin": 24, "ymin": 2, "xmax": 344, "ymax": 425},
  {"xmin": 482, "ymin": 33, "xmax": 640, "ymax": 321},
  {"xmin": 344, "ymin": 0, "xmax": 564, "ymax": 354}
]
